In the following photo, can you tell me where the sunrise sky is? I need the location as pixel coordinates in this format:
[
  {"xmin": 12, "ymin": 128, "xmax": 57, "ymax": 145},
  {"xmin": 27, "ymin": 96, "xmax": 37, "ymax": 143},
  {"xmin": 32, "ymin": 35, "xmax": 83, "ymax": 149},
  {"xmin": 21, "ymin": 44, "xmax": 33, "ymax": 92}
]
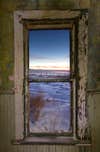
[{"xmin": 29, "ymin": 29, "xmax": 70, "ymax": 70}]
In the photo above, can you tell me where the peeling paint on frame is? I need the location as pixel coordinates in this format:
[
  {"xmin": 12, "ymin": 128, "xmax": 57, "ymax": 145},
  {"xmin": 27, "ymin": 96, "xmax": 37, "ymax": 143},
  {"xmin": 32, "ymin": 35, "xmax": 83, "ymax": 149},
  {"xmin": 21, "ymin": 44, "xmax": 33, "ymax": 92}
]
[{"xmin": 14, "ymin": 10, "xmax": 90, "ymax": 144}]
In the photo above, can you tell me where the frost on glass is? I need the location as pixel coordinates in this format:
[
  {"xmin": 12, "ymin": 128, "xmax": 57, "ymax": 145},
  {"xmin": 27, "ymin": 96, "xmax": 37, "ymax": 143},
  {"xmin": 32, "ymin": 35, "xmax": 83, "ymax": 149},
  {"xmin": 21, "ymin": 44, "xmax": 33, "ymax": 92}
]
[{"xmin": 28, "ymin": 29, "xmax": 71, "ymax": 133}]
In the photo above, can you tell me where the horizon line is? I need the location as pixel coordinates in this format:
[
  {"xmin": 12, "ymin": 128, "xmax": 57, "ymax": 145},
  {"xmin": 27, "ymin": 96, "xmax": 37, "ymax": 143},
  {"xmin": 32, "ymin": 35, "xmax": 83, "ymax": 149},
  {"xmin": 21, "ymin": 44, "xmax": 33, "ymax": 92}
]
[{"xmin": 29, "ymin": 68, "xmax": 70, "ymax": 71}]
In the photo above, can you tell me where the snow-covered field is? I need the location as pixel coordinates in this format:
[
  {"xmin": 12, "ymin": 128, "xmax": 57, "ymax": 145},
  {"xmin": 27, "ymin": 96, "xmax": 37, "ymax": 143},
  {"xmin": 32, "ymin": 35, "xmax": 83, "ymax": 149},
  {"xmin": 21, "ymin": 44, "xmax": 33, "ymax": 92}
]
[
  {"xmin": 29, "ymin": 70, "xmax": 71, "ymax": 133},
  {"xmin": 29, "ymin": 69, "xmax": 70, "ymax": 81}
]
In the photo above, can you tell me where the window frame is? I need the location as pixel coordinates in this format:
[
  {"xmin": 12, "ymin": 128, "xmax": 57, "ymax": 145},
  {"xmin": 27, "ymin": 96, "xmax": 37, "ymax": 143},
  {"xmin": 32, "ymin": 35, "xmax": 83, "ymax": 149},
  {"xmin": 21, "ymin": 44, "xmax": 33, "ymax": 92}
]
[{"xmin": 14, "ymin": 10, "xmax": 89, "ymax": 145}]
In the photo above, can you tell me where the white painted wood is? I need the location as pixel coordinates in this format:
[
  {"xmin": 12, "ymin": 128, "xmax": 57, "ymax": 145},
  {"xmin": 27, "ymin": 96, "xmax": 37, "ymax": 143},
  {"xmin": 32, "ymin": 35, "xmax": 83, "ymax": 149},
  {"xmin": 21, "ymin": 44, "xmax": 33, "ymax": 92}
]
[
  {"xmin": 14, "ymin": 12, "xmax": 24, "ymax": 139},
  {"xmin": 77, "ymin": 13, "xmax": 88, "ymax": 139},
  {"xmin": 14, "ymin": 10, "xmax": 88, "ymax": 142},
  {"xmin": 14, "ymin": 10, "xmax": 81, "ymax": 140},
  {"xmin": 15, "ymin": 10, "xmax": 81, "ymax": 21}
]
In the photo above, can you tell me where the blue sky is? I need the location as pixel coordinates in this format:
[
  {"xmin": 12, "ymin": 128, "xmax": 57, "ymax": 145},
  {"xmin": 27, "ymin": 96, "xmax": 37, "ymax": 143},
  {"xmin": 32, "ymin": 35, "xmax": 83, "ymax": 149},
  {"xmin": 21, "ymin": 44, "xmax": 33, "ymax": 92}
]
[{"xmin": 29, "ymin": 29, "xmax": 70, "ymax": 70}]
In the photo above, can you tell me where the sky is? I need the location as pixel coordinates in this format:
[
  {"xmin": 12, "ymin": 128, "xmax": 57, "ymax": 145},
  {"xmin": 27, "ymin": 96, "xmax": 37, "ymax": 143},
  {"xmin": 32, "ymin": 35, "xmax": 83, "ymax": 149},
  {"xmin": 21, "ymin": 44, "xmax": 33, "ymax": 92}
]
[{"xmin": 29, "ymin": 29, "xmax": 70, "ymax": 70}]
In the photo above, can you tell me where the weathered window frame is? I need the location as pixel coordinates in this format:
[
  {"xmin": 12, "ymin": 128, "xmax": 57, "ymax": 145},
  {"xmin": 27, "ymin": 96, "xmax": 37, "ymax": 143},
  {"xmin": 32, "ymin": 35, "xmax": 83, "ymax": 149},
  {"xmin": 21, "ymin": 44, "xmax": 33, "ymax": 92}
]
[{"xmin": 14, "ymin": 10, "xmax": 89, "ymax": 144}]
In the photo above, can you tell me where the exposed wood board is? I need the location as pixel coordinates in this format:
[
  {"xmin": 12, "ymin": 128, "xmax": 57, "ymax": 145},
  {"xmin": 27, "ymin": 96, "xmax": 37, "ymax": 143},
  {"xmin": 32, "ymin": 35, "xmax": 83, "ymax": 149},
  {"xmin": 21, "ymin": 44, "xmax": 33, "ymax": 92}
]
[{"xmin": 15, "ymin": 10, "xmax": 81, "ymax": 21}]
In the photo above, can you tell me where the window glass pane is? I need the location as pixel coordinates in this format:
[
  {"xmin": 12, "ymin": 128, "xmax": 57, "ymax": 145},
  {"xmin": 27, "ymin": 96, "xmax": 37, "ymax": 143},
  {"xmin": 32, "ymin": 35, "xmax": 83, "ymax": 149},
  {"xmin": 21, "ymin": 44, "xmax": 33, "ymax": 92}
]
[{"xmin": 29, "ymin": 29, "xmax": 71, "ymax": 133}]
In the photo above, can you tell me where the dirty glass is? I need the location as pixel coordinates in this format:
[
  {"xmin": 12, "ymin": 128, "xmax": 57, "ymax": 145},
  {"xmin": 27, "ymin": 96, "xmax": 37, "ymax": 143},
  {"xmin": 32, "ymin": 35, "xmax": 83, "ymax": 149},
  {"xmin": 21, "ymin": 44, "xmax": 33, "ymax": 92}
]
[{"xmin": 28, "ymin": 29, "xmax": 71, "ymax": 133}]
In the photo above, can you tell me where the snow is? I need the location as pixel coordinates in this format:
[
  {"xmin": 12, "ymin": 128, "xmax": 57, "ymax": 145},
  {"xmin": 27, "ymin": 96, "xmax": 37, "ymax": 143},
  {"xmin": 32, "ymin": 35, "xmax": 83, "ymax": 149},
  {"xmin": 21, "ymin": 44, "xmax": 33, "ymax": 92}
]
[{"xmin": 29, "ymin": 70, "xmax": 71, "ymax": 133}]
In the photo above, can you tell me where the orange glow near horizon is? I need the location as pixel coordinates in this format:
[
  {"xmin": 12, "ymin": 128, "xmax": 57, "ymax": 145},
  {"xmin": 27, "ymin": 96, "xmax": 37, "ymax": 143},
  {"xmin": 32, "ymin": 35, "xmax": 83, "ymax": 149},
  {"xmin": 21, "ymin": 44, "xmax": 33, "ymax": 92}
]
[
  {"xmin": 30, "ymin": 66, "xmax": 70, "ymax": 71},
  {"xmin": 29, "ymin": 61, "xmax": 70, "ymax": 71}
]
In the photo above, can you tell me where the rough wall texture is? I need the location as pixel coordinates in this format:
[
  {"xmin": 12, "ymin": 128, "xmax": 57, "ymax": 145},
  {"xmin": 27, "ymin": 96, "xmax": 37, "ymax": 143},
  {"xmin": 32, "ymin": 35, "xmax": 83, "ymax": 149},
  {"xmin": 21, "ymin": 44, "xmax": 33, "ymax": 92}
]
[
  {"xmin": 0, "ymin": 0, "xmax": 91, "ymax": 92},
  {"xmin": 0, "ymin": 0, "xmax": 100, "ymax": 152}
]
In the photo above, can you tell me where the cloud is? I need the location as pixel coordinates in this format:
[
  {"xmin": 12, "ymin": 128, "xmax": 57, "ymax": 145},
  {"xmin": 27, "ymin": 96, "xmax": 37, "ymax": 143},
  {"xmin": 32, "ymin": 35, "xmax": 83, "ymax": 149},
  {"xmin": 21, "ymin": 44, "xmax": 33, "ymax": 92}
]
[{"xmin": 30, "ymin": 55, "xmax": 50, "ymax": 60}]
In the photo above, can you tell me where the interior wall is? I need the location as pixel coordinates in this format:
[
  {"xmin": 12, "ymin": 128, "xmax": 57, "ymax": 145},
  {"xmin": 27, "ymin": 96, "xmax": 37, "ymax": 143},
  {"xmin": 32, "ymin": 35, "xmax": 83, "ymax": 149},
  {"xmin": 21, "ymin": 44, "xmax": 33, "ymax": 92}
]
[{"xmin": 0, "ymin": 0, "xmax": 100, "ymax": 152}]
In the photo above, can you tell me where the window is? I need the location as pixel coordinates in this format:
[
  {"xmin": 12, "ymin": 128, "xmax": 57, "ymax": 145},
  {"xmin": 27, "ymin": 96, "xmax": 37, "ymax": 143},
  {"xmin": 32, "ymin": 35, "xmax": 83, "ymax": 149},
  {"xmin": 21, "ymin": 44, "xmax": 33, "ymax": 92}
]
[
  {"xmin": 14, "ymin": 10, "xmax": 89, "ymax": 144},
  {"xmin": 28, "ymin": 29, "xmax": 71, "ymax": 134}
]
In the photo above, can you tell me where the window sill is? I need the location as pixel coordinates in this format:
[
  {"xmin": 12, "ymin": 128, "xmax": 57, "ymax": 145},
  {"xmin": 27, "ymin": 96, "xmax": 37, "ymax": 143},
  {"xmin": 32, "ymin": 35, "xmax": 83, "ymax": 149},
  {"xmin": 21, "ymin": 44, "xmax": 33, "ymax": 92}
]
[{"xmin": 12, "ymin": 137, "xmax": 91, "ymax": 146}]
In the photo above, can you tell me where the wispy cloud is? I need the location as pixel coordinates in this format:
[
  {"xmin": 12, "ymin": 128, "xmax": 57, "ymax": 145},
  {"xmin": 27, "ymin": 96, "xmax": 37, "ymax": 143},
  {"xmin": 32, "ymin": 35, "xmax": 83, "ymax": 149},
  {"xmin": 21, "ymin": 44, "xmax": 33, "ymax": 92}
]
[{"xmin": 30, "ymin": 55, "xmax": 50, "ymax": 60}]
